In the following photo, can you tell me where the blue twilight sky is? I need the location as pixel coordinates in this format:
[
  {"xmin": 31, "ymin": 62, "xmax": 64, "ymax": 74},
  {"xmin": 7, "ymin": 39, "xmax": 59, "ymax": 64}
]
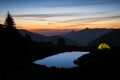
[
  {"xmin": 1, "ymin": 0, "xmax": 120, "ymax": 14},
  {"xmin": 0, "ymin": 0, "xmax": 120, "ymax": 34}
]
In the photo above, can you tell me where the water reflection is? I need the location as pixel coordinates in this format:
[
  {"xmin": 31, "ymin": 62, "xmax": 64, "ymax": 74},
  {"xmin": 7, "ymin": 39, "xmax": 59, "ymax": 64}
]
[{"xmin": 34, "ymin": 51, "xmax": 89, "ymax": 68}]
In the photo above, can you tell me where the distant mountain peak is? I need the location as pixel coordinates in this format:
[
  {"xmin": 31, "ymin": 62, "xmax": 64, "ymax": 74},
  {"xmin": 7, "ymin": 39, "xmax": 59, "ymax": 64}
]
[
  {"xmin": 69, "ymin": 30, "xmax": 76, "ymax": 33},
  {"xmin": 18, "ymin": 29, "xmax": 78, "ymax": 46},
  {"xmin": 60, "ymin": 28, "xmax": 114, "ymax": 46}
]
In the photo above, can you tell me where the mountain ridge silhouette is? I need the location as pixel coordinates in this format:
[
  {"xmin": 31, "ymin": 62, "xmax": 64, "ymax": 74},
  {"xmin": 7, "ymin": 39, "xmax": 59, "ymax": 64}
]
[{"xmin": 59, "ymin": 28, "xmax": 114, "ymax": 46}]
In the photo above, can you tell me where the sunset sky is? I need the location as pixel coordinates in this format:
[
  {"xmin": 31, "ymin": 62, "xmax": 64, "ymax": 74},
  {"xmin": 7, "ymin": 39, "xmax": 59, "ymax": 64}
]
[{"xmin": 0, "ymin": 0, "xmax": 120, "ymax": 35}]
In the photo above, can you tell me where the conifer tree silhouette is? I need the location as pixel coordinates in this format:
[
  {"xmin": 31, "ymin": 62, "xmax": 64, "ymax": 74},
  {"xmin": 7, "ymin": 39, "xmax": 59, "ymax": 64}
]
[{"xmin": 4, "ymin": 12, "xmax": 16, "ymax": 29}]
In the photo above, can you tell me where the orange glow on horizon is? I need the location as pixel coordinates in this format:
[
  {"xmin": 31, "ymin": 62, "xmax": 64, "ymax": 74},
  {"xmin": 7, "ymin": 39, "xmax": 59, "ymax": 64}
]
[
  {"xmin": 12, "ymin": 16, "xmax": 120, "ymax": 31},
  {"xmin": 16, "ymin": 23, "xmax": 120, "ymax": 31},
  {"xmin": 1, "ymin": 17, "xmax": 120, "ymax": 32}
]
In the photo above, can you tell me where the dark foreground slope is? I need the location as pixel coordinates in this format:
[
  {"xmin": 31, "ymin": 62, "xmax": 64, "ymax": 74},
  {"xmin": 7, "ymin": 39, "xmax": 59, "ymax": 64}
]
[{"xmin": 74, "ymin": 48, "xmax": 120, "ymax": 79}]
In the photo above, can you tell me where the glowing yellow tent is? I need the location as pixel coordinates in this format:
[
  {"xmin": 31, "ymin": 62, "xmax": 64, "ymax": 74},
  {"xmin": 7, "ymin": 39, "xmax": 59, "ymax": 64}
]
[{"xmin": 98, "ymin": 43, "xmax": 111, "ymax": 50}]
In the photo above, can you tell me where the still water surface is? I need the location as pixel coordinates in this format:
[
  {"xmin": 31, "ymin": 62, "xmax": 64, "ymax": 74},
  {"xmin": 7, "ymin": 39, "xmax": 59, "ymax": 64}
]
[{"xmin": 34, "ymin": 51, "xmax": 89, "ymax": 68}]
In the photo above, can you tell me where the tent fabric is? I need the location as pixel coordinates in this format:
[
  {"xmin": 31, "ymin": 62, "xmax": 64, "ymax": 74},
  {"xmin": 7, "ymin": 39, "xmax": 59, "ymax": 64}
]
[{"xmin": 98, "ymin": 43, "xmax": 111, "ymax": 50}]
